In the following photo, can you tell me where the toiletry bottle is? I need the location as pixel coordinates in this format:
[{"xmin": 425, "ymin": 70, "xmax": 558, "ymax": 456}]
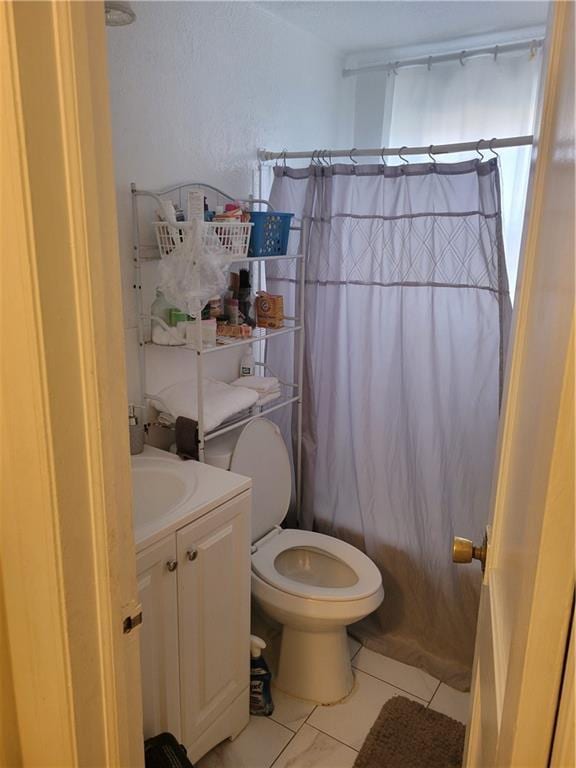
[
  {"xmin": 238, "ymin": 269, "xmax": 255, "ymax": 327},
  {"xmin": 128, "ymin": 404, "xmax": 145, "ymax": 455},
  {"xmin": 249, "ymin": 636, "xmax": 274, "ymax": 716},
  {"xmin": 240, "ymin": 348, "xmax": 255, "ymax": 377}
]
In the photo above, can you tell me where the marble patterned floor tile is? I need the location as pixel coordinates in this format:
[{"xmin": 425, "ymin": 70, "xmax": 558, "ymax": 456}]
[
  {"xmin": 271, "ymin": 724, "xmax": 358, "ymax": 768},
  {"xmin": 307, "ymin": 669, "xmax": 426, "ymax": 751},
  {"xmin": 270, "ymin": 687, "xmax": 317, "ymax": 732},
  {"xmin": 429, "ymin": 683, "xmax": 471, "ymax": 724},
  {"xmin": 197, "ymin": 715, "xmax": 292, "ymax": 768},
  {"xmin": 352, "ymin": 648, "xmax": 439, "ymax": 701}
]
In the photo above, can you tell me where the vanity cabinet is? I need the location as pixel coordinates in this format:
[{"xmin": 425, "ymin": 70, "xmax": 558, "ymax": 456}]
[
  {"xmin": 136, "ymin": 490, "xmax": 251, "ymax": 762},
  {"xmin": 137, "ymin": 535, "xmax": 181, "ymax": 740}
]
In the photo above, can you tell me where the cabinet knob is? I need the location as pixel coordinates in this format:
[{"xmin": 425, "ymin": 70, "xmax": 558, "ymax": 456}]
[
  {"xmin": 186, "ymin": 549, "xmax": 198, "ymax": 562},
  {"xmin": 166, "ymin": 559, "xmax": 178, "ymax": 572}
]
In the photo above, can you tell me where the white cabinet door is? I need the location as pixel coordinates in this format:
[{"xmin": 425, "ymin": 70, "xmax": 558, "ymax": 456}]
[
  {"xmin": 177, "ymin": 492, "xmax": 251, "ymax": 748},
  {"xmin": 137, "ymin": 536, "xmax": 181, "ymax": 741}
]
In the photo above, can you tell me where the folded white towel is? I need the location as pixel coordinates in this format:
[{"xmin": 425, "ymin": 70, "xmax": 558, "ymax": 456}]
[
  {"xmin": 149, "ymin": 377, "xmax": 259, "ymax": 432},
  {"xmin": 230, "ymin": 375, "xmax": 279, "ymax": 394},
  {"xmin": 257, "ymin": 389, "xmax": 282, "ymax": 407}
]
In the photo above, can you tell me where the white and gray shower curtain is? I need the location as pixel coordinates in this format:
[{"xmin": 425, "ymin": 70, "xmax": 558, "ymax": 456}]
[{"xmin": 267, "ymin": 159, "xmax": 512, "ymax": 689}]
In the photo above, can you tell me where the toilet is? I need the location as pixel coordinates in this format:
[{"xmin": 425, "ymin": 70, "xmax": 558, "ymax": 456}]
[{"xmin": 205, "ymin": 418, "xmax": 384, "ymax": 704}]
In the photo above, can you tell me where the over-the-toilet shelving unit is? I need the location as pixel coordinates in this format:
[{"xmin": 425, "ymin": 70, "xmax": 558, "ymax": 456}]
[{"xmin": 131, "ymin": 180, "xmax": 305, "ymax": 516}]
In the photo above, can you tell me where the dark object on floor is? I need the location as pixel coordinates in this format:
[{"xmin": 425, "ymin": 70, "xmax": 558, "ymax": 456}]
[
  {"xmin": 144, "ymin": 732, "xmax": 195, "ymax": 768},
  {"xmin": 175, "ymin": 416, "xmax": 199, "ymax": 460},
  {"xmin": 353, "ymin": 695, "xmax": 465, "ymax": 768}
]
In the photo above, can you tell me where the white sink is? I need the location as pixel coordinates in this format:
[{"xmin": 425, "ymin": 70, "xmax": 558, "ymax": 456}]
[
  {"xmin": 131, "ymin": 446, "xmax": 251, "ymax": 551},
  {"xmin": 131, "ymin": 455, "xmax": 198, "ymax": 527}
]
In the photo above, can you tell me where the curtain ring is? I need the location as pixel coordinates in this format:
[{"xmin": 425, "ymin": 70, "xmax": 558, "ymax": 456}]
[
  {"xmin": 428, "ymin": 145, "xmax": 437, "ymax": 164},
  {"xmin": 282, "ymin": 148, "xmax": 287, "ymax": 168},
  {"xmin": 488, "ymin": 138, "xmax": 500, "ymax": 159},
  {"xmin": 427, "ymin": 56, "xmax": 433, "ymax": 71},
  {"xmin": 475, "ymin": 140, "xmax": 485, "ymax": 161},
  {"xmin": 322, "ymin": 149, "xmax": 330, "ymax": 166},
  {"xmin": 398, "ymin": 146, "xmax": 409, "ymax": 165},
  {"xmin": 349, "ymin": 148, "xmax": 358, "ymax": 165},
  {"xmin": 493, "ymin": 45, "xmax": 499, "ymax": 62},
  {"xmin": 459, "ymin": 50, "xmax": 467, "ymax": 66},
  {"xmin": 381, "ymin": 146, "xmax": 387, "ymax": 165}
]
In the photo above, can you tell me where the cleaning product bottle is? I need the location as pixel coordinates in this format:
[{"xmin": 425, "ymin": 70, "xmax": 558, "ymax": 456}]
[
  {"xmin": 240, "ymin": 348, "xmax": 255, "ymax": 377},
  {"xmin": 250, "ymin": 636, "xmax": 274, "ymax": 716}
]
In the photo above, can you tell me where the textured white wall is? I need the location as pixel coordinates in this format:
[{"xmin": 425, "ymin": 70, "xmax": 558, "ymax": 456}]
[{"xmin": 107, "ymin": 1, "xmax": 353, "ymax": 401}]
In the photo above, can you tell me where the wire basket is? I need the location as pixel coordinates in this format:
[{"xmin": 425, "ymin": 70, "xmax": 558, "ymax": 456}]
[
  {"xmin": 155, "ymin": 220, "xmax": 252, "ymax": 261},
  {"xmin": 248, "ymin": 212, "xmax": 294, "ymax": 257}
]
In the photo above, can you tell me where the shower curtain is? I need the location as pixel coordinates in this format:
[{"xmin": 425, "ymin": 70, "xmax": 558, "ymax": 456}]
[{"xmin": 267, "ymin": 159, "xmax": 512, "ymax": 690}]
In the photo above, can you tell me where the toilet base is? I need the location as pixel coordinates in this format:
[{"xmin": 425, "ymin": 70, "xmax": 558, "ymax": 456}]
[{"xmin": 275, "ymin": 625, "xmax": 354, "ymax": 704}]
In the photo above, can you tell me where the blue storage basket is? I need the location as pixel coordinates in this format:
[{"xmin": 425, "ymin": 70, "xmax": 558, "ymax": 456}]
[{"xmin": 249, "ymin": 212, "xmax": 294, "ymax": 257}]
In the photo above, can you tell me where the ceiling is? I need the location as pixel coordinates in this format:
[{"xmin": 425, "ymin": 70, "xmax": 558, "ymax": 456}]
[{"xmin": 260, "ymin": 1, "xmax": 549, "ymax": 55}]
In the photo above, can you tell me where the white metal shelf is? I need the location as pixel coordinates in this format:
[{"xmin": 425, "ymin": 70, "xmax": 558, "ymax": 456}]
[
  {"xmin": 230, "ymin": 252, "xmax": 303, "ymax": 265},
  {"xmin": 140, "ymin": 250, "xmax": 303, "ymax": 264},
  {"xmin": 206, "ymin": 324, "xmax": 301, "ymax": 354},
  {"xmin": 204, "ymin": 395, "xmax": 300, "ymax": 441},
  {"xmin": 132, "ymin": 178, "xmax": 306, "ymax": 524},
  {"xmin": 144, "ymin": 322, "xmax": 301, "ymax": 355}
]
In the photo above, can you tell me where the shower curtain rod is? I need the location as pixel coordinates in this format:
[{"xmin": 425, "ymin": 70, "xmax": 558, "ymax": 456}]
[
  {"xmin": 342, "ymin": 37, "xmax": 544, "ymax": 78},
  {"xmin": 258, "ymin": 135, "xmax": 534, "ymax": 163}
]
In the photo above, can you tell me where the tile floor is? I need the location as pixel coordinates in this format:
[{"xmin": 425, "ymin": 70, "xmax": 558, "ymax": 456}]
[{"xmin": 197, "ymin": 638, "xmax": 470, "ymax": 768}]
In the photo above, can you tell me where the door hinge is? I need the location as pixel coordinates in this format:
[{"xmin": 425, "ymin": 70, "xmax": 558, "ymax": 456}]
[{"xmin": 123, "ymin": 605, "xmax": 143, "ymax": 634}]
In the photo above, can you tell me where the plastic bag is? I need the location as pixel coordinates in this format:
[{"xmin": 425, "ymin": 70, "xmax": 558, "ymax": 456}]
[{"xmin": 158, "ymin": 219, "xmax": 231, "ymax": 316}]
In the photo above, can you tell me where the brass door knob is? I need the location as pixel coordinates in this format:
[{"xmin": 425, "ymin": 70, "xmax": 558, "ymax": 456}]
[{"xmin": 453, "ymin": 533, "xmax": 487, "ymax": 571}]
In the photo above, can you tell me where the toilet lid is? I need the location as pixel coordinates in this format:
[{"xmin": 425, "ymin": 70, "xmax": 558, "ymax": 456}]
[{"xmin": 230, "ymin": 419, "xmax": 291, "ymax": 543}]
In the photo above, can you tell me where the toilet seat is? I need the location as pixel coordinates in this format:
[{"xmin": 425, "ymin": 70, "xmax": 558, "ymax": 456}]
[{"xmin": 252, "ymin": 529, "xmax": 382, "ymax": 602}]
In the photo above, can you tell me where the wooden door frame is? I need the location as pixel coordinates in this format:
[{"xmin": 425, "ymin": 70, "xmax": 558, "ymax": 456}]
[{"xmin": 1, "ymin": 1, "xmax": 142, "ymax": 764}]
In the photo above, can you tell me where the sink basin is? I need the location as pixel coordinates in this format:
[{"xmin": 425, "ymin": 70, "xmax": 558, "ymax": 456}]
[
  {"xmin": 131, "ymin": 446, "xmax": 251, "ymax": 551},
  {"xmin": 131, "ymin": 455, "xmax": 198, "ymax": 527}
]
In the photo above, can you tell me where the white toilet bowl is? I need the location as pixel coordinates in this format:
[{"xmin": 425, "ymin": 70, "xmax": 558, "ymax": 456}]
[
  {"xmin": 251, "ymin": 529, "xmax": 383, "ymax": 703},
  {"xmin": 207, "ymin": 418, "xmax": 384, "ymax": 704}
]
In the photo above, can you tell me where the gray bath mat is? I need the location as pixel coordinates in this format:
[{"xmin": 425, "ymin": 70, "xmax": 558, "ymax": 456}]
[{"xmin": 353, "ymin": 695, "xmax": 465, "ymax": 768}]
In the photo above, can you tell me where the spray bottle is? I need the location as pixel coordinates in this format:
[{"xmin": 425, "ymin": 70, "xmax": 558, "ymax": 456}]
[{"xmin": 250, "ymin": 635, "xmax": 274, "ymax": 716}]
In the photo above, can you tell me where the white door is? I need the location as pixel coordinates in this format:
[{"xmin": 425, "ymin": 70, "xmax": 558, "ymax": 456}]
[
  {"xmin": 137, "ymin": 536, "xmax": 181, "ymax": 741},
  {"xmin": 177, "ymin": 493, "xmax": 251, "ymax": 747},
  {"xmin": 459, "ymin": 4, "xmax": 575, "ymax": 766}
]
